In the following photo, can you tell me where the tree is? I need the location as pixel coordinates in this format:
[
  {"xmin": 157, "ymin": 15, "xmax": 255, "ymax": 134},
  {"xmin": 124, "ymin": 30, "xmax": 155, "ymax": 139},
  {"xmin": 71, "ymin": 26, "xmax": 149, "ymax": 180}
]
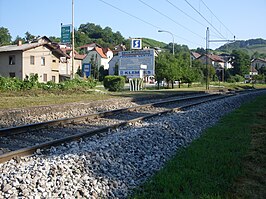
[
  {"xmin": 49, "ymin": 36, "xmax": 61, "ymax": 43},
  {"xmin": 155, "ymin": 52, "xmax": 185, "ymax": 89},
  {"xmin": 99, "ymin": 66, "xmax": 108, "ymax": 81},
  {"xmin": 12, "ymin": 35, "xmax": 26, "ymax": 45},
  {"xmin": 0, "ymin": 27, "xmax": 12, "ymax": 46},
  {"xmin": 89, "ymin": 55, "xmax": 98, "ymax": 79},
  {"xmin": 231, "ymin": 50, "xmax": 250, "ymax": 76},
  {"xmin": 25, "ymin": 32, "xmax": 36, "ymax": 43}
]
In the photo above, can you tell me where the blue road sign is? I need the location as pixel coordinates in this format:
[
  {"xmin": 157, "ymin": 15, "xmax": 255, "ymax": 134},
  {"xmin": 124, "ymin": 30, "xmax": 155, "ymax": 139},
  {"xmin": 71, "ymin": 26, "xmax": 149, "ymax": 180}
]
[
  {"xmin": 82, "ymin": 63, "xmax": 91, "ymax": 77},
  {"xmin": 131, "ymin": 39, "xmax": 142, "ymax": 49}
]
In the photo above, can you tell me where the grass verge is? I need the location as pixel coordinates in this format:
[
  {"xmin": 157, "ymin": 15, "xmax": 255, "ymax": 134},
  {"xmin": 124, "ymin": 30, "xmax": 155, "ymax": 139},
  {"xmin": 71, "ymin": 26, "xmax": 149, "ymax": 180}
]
[{"xmin": 131, "ymin": 94, "xmax": 266, "ymax": 199}]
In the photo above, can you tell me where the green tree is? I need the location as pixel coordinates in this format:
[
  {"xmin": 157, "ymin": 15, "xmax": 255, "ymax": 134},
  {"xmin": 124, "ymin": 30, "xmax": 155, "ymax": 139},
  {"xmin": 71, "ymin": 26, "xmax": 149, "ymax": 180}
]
[
  {"xmin": 231, "ymin": 50, "xmax": 250, "ymax": 76},
  {"xmin": 12, "ymin": 35, "xmax": 26, "ymax": 45},
  {"xmin": 25, "ymin": 31, "xmax": 36, "ymax": 43},
  {"xmin": 49, "ymin": 36, "xmax": 61, "ymax": 43},
  {"xmin": 99, "ymin": 66, "xmax": 108, "ymax": 82},
  {"xmin": 0, "ymin": 27, "xmax": 12, "ymax": 46},
  {"xmin": 90, "ymin": 55, "xmax": 98, "ymax": 79}
]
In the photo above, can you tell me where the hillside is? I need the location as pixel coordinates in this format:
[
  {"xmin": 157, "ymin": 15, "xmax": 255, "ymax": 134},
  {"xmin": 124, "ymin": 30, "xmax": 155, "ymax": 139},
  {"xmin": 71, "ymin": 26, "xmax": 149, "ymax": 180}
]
[
  {"xmin": 142, "ymin": 38, "xmax": 167, "ymax": 48},
  {"xmin": 216, "ymin": 38, "xmax": 266, "ymax": 56}
]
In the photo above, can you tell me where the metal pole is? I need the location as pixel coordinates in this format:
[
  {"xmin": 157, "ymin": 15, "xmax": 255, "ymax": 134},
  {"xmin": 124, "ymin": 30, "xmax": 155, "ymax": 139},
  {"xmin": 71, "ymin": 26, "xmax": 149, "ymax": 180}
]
[
  {"xmin": 71, "ymin": 0, "xmax": 75, "ymax": 79},
  {"xmin": 158, "ymin": 30, "xmax": 174, "ymax": 55},
  {"xmin": 206, "ymin": 27, "xmax": 209, "ymax": 90}
]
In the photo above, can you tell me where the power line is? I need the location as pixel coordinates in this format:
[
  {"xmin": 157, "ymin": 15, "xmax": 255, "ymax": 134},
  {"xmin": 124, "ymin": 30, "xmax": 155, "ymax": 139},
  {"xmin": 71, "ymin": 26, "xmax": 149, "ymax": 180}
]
[
  {"xmin": 165, "ymin": 0, "xmax": 206, "ymax": 28},
  {"xmin": 184, "ymin": 0, "xmax": 226, "ymax": 39},
  {"xmin": 138, "ymin": 0, "xmax": 205, "ymax": 40},
  {"xmin": 98, "ymin": 0, "xmax": 204, "ymax": 47},
  {"xmin": 98, "ymin": 0, "xmax": 160, "ymax": 30},
  {"xmin": 200, "ymin": 0, "xmax": 235, "ymax": 37}
]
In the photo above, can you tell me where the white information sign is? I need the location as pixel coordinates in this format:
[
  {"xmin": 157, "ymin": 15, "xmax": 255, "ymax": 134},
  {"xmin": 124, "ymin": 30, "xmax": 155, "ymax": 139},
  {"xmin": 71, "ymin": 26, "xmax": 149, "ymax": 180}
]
[{"xmin": 118, "ymin": 49, "xmax": 155, "ymax": 77}]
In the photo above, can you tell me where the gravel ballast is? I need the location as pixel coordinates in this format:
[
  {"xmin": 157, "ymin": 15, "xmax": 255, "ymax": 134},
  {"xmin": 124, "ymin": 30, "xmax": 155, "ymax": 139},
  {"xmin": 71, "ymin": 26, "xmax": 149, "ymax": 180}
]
[{"xmin": 0, "ymin": 91, "xmax": 265, "ymax": 198}]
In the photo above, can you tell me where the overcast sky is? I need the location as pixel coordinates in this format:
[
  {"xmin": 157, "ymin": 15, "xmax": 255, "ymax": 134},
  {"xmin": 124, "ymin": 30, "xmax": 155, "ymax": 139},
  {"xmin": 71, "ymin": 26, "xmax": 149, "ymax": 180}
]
[{"xmin": 1, "ymin": 0, "xmax": 265, "ymax": 49}]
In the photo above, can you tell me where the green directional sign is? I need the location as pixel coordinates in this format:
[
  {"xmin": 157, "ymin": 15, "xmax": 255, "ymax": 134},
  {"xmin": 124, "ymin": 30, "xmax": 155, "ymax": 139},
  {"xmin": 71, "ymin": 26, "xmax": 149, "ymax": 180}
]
[{"xmin": 61, "ymin": 25, "xmax": 71, "ymax": 43}]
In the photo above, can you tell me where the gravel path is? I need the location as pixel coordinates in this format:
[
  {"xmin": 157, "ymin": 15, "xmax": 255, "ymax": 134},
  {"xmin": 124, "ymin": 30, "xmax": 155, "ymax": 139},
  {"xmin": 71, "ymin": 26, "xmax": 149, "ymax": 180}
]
[{"xmin": 0, "ymin": 91, "xmax": 265, "ymax": 198}]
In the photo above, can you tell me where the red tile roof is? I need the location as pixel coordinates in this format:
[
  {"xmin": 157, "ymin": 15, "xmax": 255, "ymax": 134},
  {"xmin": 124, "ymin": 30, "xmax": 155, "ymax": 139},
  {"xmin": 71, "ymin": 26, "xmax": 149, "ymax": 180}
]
[
  {"xmin": 60, "ymin": 47, "xmax": 85, "ymax": 60},
  {"xmin": 206, "ymin": 54, "xmax": 225, "ymax": 62},
  {"xmin": 95, "ymin": 47, "xmax": 107, "ymax": 58}
]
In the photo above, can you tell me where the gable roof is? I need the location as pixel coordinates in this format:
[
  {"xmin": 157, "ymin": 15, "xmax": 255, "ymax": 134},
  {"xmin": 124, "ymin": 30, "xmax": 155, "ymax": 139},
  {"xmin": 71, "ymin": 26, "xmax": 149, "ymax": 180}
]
[
  {"xmin": 78, "ymin": 43, "xmax": 102, "ymax": 49},
  {"xmin": 198, "ymin": 54, "xmax": 225, "ymax": 62},
  {"xmin": 94, "ymin": 47, "xmax": 107, "ymax": 58},
  {"xmin": 60, "ymin": 47, "xmax": 85, "ymax": 60},
  {"xmin": 0, "ymin": 38, "xmax": 69, "ymax": 59},
  {"xmin": 0, "ymin": 42, "xmax": 43, "ymax": 52},
  {"xmin": 191, "ymin": 51, "xmax": 201, "ymax": 59},
  {"xmin": 252, "ymin": 58, "xmax": 266, "ymax": 63}
]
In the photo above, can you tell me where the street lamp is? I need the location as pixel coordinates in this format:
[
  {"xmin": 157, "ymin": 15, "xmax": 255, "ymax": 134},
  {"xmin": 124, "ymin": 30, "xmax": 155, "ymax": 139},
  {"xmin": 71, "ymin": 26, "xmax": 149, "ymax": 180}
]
[{"xmin": 158, "ymin": 30, "xmax": 174, "ymax": 55}]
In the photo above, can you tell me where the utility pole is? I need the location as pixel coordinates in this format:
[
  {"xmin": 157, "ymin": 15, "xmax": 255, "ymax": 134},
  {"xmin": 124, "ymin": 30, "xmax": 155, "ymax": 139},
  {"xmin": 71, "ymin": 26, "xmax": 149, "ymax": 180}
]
[
  {"xmin": 205, "ymin": 27, "xmax": 235, "ymax": 90},
  {"xmin": 71, "ymin": 0, "xmax": 75, "ymax": 79},
  {"xmin": 205, "ymin": 27, "xmax": 209, "ymax": 90}
]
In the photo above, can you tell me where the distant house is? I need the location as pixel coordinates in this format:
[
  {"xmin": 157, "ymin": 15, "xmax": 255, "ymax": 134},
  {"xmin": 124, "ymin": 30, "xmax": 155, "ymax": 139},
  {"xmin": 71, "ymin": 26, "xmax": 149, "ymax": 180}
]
[
  {"xmin": 251, "ymin": 58, "xmax": 266, "ymax": 69},
  {"xmin": 0, "ymin": 36, "xmax": 68, "ymax": 83},
  {"xmin": 219, "ymin": 53, "xmax": 233, "ymax": 69},
  {"xmin": 60, "ymin": 45, "xmax": 86, "ymax": 77},
  {"xmin": 197, "ymin": 54, "xmax": 225, "ymax": 69},
  {"xmin": 113, "ymin": 44, "xmax": 126, "ymax": 55},
  {"xmin": 79, "ymin": 43, "xmax": 102, "ymax": 54},
  {"xmin": 82, "ymin": 46, "xmax": 113, "ymax": 70},
  {"xmin": 190, "ymin": 51, "xmax": 201, "ymax": 61},
  {"xmin": 108, "ymin": 55, "xmax": 119, "ymax": 75}
]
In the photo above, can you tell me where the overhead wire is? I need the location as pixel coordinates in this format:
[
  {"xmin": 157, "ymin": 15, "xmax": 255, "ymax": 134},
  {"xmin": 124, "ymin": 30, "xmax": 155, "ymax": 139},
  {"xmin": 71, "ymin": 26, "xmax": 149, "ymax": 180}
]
[
  {"xmin": 184, "ymin": 0, "xmax": 226, "ymax": 39},
  {"xmin": 98, "ymin": 0, "xmax": 204, "ymax": 47},
  {"xmin": 165, "ymin": 0, "xmax": 206, "ymax": 28},
  {"xmin": 200, "ymin": 0, "xmax": 235, "ymax": 37},
  {"xmin": 138, "ymin": 0, "xmax": 205, "ymax": 40}
]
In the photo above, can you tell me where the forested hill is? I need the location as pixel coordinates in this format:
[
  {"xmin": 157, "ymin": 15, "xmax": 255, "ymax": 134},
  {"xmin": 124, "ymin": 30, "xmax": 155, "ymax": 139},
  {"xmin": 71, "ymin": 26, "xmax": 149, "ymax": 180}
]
[{"xmin": 216, "ymin": 38, "xmax": 266, "ymax": 56}]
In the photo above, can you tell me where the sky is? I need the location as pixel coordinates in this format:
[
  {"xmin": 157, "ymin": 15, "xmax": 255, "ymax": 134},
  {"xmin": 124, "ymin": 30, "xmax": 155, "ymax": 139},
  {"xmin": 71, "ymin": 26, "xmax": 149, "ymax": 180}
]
[{"xmin": 0, "ymin": 0, "xmax": 266, "ymax": 50}]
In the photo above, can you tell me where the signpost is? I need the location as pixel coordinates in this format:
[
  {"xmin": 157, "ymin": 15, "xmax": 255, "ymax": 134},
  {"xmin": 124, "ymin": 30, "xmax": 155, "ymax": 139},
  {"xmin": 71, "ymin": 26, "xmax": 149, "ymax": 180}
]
[
  {"xmin": 82, "ymin": 63, "xmax": 91, "ymax": 77},
  {"xmin": 118, "ymin": 49, "xmax": 155, "ymax": 78},
  {"xmin": 61, "ymin": 25, "xmax": 71, "ymax": 44}
]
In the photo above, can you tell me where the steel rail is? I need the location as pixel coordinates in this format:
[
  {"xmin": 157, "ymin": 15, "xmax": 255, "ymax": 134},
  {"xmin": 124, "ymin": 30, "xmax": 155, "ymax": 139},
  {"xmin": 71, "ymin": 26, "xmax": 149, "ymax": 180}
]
[
  {"xmin": 0, "ymin": 93, "xmax": 217, "ymax": 137},
  {"xmin": 0, "ymin": 93, "xmax": 230, "ymax": 163}
]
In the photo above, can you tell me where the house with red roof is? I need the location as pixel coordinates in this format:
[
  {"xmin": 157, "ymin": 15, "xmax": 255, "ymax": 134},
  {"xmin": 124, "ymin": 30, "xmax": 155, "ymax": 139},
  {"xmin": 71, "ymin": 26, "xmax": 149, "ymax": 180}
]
[
  {"xmin": 197, "ymin": 54, "xmax": 226, "ymax": 69},
  {"xmin": 82, "ymin": 45, "xmax": 113, "ymax": 71}
]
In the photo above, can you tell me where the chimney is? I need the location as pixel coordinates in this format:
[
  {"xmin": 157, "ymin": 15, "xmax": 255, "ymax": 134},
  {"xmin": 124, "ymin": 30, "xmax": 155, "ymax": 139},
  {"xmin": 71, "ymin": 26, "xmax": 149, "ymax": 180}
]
[{"xmin": 17, "ymin": 40, "xmax": 22, "ymax": 46}]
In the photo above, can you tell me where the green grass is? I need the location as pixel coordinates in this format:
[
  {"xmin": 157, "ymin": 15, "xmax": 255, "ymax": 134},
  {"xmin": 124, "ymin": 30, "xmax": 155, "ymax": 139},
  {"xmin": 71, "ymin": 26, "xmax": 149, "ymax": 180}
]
[{"xmin": 131, "ymin": 94, "xmax": 266, "ymax": 199}]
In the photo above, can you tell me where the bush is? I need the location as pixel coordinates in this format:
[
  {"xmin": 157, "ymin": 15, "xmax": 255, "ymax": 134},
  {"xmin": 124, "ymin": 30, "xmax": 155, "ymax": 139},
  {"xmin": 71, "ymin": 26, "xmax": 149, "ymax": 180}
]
[
  {"xmin": 103, "ymin": 76, "xmax": 125, "ymax": 91},
  {"xmin": 227, "ymin": 75, "xmax": 245, "ymax": 83}
]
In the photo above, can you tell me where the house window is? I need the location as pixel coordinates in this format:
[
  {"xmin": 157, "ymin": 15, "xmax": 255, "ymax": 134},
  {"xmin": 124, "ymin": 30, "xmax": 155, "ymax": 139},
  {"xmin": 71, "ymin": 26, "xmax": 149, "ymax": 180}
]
[
  {"xmin": 9, "ymin": 55, "xmax": 15, "ymax": 65},
  {"xmin": 43, "ymin": 74, "xmax": 47, "ymax": 82},
  {"xmin": 9, "ymin": 72, "xmax": 15, "ymax": 78},
  {"xmin": 52, "ymin": 59, "xmax": 56, "ymax": 63},
  {"xmin": 52, "ymin": 76, "xmax": 56, "ymax": 82},
  {"xmin": 30, "ymin": 56, "xmax": 35, "ymax": 65},
  {"xmin": 41, "ymin": 57, "xmax": 45, "ymax": 66}
]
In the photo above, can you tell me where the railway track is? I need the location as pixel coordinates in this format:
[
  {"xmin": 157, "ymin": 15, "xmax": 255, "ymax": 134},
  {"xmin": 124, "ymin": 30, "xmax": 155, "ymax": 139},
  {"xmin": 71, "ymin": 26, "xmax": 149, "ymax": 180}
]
[{"xmin": 0, "ymin": 90, "xmax": 258, "ymax": 163}]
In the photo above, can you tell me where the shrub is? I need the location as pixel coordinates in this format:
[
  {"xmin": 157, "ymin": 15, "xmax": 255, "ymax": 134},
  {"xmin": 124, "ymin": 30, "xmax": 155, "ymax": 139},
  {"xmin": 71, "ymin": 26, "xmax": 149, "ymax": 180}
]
[
  {"xmin": 0, "ymin": 77, "xmax": 23, "ymax": 91},
  {"xmin": 227, "ymin": 75, "xmax": 245, "ymax": 83},
  {"xmin": 103, "ymin": 76, "xmax": 125, "ymax": 91}
]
